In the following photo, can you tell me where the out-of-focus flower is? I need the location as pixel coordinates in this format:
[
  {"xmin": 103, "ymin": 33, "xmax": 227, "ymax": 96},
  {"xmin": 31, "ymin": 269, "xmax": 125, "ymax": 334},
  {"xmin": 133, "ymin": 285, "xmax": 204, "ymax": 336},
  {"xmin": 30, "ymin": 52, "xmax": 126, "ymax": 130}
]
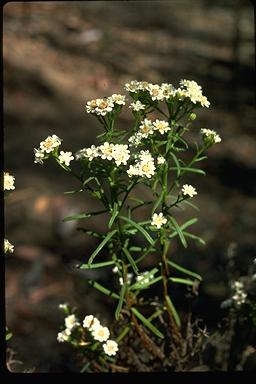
[
  {"xmin": 4, "ymin": 172, "xmax": 15, "ymax": 191},
  {"xmin": 58, "ymin": 151, "xmax": 74, "ymax": 166},
  {"xmin": 4, "ymin": 239, "xmax": 14, "ymax": 253}
]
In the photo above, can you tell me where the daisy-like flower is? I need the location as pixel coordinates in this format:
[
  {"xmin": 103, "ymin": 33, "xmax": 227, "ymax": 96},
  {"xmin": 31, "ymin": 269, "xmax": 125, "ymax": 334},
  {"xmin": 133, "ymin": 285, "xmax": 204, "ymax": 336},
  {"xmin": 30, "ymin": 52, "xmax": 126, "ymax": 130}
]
[
  {"xmin": 110, "ymin": 94, "xmax": 126, "ymax": 105},
  {"xmin": 137, "ymin": 81, "xmax": 151, "ymax": 91},
  {"xmin": 57, "ymin": 328, "xmax": 71, "ymax": 343},
  {"xmin": 157, "ymin": 156, "xmax": 165, "ymax": 165},
  {"xmin": 83, "ymin": 315, "xmax": 100, "ymax": 330},
  {"xmin": 91, "ymin": 325, "xmax": 110, "ymax": 342},
  {"xmin": 4, "ymin": 239, "xmax": 14, "ymax": 254},
  {"xmin": 95, "ymin": 98, "xmax": 114, "ymax": 116},
  {"xmin": 153, "ymin": 119, "xmax": 171, "ymax": 135},
  {"xmin": 34, "ymin": 148, "xmax": 45, "ymax": 165},
  {"xmin": 112, "ymin": 144, "xmax": 130, "ymax": 166},
  {"xmin": 65, "ymin": 314, "xmax": 80, "ymax": 330},
  {"xmin": 201, "ymin": 128, "xmax": 221, "ymax": 146},
  {"xmin": 86, "ymin": 99, "xmax": 98, "ymax": 114},
  {"xmin": 200, "ymin": 95, "xmax": 210, "ymax": 108},
  {"xmin": 127, "ymin": 164, "xmax": 140, "ymax": 177},
  {"xmin": 129, "ymin": 101, "xmax": 146, "ymax": 111},
  {"xmin": 139, "ymin": 118, "xmax": 154, "ymax": 138},
  {"xmin": 76, "ymin": 145, "xmax": 99, "ymax": 161},
  {"xmin": 39, "ymin": 134, "xmax": 62, "ymax": 153},
  {"xmin": 151, "ymin": 212, "xmax": 167, "ymax": 229},
  {"xmin": 58, "ymin": 151, "xmax": 74, "ymax": 166},
  {"xmin": 181, "ymin": 184, "xmax": 197, "ymax": 198},
  {"xmin": 161, "ymin": 83, "xmax": 175, "ymax": 99},
  {"xmin": 99, "ymin": 142, "xmax": 115, "ymax": 160},
  {"xmin": 124, "ymin": 80, "xmax": 141, "ymax": 93},
  {"xmin": 4, "ymin": 172, "xmax": 15, "ymax": 191},
  {"xmin": 103, "ymin": 340, "xmax": 119, "ymax": 356},
  {"xmin": 138, "ymin": 150, "xmax": 154, "ymax": 162},
  {"xmin": 138, "ymin": 159, "xmax": 156, "ymax": 178},
  {"xmin": 128, "ymin": 133, "xmax": 143, "ymax": 147},
  {"xmin": 148, "ymin": 84, "xmax": 164, "ymax": 101}
]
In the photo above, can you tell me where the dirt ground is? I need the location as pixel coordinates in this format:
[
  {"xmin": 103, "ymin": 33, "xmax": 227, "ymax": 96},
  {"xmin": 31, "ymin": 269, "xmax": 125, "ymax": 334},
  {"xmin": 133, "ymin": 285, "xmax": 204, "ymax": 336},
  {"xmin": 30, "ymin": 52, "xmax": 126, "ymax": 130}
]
[{"xmin": 3, "ymin": 1, "xmax": 256, "ymax": 372}]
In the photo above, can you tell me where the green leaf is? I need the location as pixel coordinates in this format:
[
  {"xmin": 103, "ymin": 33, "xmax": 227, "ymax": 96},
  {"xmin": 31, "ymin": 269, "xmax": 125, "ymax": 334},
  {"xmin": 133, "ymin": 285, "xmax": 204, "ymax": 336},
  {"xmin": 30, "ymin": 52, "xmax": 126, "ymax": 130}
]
[
  {"xmin": 131, "ymin": 276, "xmax": 162, "ymax": 290},
  {"xmin": 147, "ymin": 309, "xmax": 163, "ymax": 322},
  {"xmin": 169, "ymin": 152, "xmax": 181, "ymax": 177},
  {"xmin": 116, "ymin": 324, "xmax": 130, "ymax": 343},
  {"xmin": 76, "ymin": 228, "xmax": 102, "ymax": 238},
  {"xmin": 181, "ymin": 199, "xmax": 200, "ymax": 211},
  {"xmin": 169, "ymin": 277, "xmax": 195, "ymax": 286},
  {"xmin": 119, "ymin": 216, "xmax": 154, "ymax": 245},
  {"xmin": 183, "ymin": 231, "xmax": 206, "ymax": 245},
  {"xmin": 115, "ymin": 283, "xmax": 127, "ymax": 320},
  {"xmin": 152, "ymin": 190, "xmax": 165, "ymax": 213},
  {"xmin": 88, "ymin": 280, "xmax": 119, "ymax": 300},
  {"xmin": 108, "ymin": 203, "xmax": 119, "ymax": 228},
  {"xmin": 79, "ymin": 260, "xmax": 115, "ymax": 269},
  {"xmin": 130, "ymin": 267, "xmax": 159, "ymax": 289},
  {"xmin": 82, "ymin": 176, "xmax": 95, "ymax": 186},
  {"xmin": 123, "ymin": 247, "xmax": 139, "ymax": 274},
  {"xmin": 129, "ymin": 246, "xmax": 142, "ymax": 252},
  {"xmin": 6, "ymin": 332, "xmax": 13, "ymax": 341},
  {"xmin": 165, "ymin": 295, "xmax": 181, "ymax": 328},
  {"xmin": 169, "ymin": 216, "xmax": 187, "ymax": 248},
  {"xmin": 169, "ymin": 217, "xmax": 198, "ymax": 239},
  {"xmin": 167, "ymin": 260, "xmax": 202, "ymax": 281},
  {"xmin": 131, "ymin": 307, "xmax": 164, "ymax": 339},
  {"xmin": 88, "ymin": 229, "xmax": 117, "ymax": 265},
  {"xmin": 179, "ymin": 167, "xmax": 206, "ymax": 175},
  {"xmin": 63, "ymin": 209, "xmax": 107, "ymax": 222}
]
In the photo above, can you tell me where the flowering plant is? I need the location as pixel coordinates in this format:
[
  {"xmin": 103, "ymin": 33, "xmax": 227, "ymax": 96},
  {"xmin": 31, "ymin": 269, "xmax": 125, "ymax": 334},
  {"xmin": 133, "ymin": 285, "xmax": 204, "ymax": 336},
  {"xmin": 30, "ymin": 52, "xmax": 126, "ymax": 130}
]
[{"xmin": 34, "ymin": 79, "xmax": 221, "ymax": 368}]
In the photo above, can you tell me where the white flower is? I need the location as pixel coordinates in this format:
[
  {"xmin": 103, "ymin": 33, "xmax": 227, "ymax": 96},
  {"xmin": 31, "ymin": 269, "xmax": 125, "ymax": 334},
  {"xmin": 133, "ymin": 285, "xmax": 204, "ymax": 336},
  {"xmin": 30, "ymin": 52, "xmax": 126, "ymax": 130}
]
[
  {"xmin": 103, "ymin": 340, "xmax": 119, "ymax": 356},
  {"xmin": 58, "ymin": 303, "xmax": 68, "ymax": 310},
  {"xmin": 181, "ymin": 184, "xmax": 197, "ymax": 198},
  {"xmin": 34, "ymin": 148, "xmax": 45, "ymax": 165},
  {"xmin": 157, "ymin": 156, "xmax": 165, "ymax": 165},
  {"xmin": 112, "ymin": 266, "xmax": 119, "ymax": 273},
  {"xmin": 124, "ymin": 80, "xmax": 141, "ymax": 93},
  {"xmin": 119, "ymin": 277, "xmax": 124, "ymax": 286},
  {"xmin": 39, "ymin": 134, "xmax": 62, "ymax": 153},
  {"xmin": 151, "ymin": 212, "xmax": 167, "ymax": 229},
  {"xmin": 148, "ymin": 84, "xmax": 164, "ymax": 101},
  {"xmin": 136, "ymin": 271, "xmax": 155, "ymax": 285},
  {"xmin": 86, "ymin": 99, "xmax": 98, "ymax": 114},
  {"xmin": 139, "ymin": 119, "xmax": 154, "ymax": 138},
  {"xmin": 201, "ymin": 128, "xmax": 221, "ymax": 145},
  {"xmin": 91, "ymin": 325, "xmax": 110, "ymax": 342},
  {"xmin": 137, "ymin": 159, "xmax": 156, "ymax": 178},
  {"xmin": 161, "ymin": 83, "xmax": 175, "ymax": 99},
  {"xmin": 129, "ymin": 101, "xmax": 146, "ymax": 111},
  {"xmin": 110, "ymin": 94, "xmax": 126, "ymax": 105},
  {"xmin": 153, "ymin": 119, "xmax": 171, "ymax": 135},
  {"xmin": 232, "ymin": 292, "xmax": 247, "ymax": 306},
  {"xmin": 58, "ymin": 151, "xmax": 74, "ymax": 166},
  {"xmin": 127, "ymin": 164, "xmax": 140, "ymax": 177},
  {"xmin": 119, "ymin": 273, "xmax": 133, "ymax": 286},
  {"xmin": 112, "ymin": 144, "xmax": 130, "ymax": 166},
  {"xmin": 138, "ymin": 150, "xmax": 154, "ymax": 162},
  {"xmin": 83, "ymin": 315, "xmax": 100, "ymax": 330},
  {"xmin": 57, "ymin": 328, "xmax": 71, "ymax": 343},
  {"xmin": 65, "ymin": 314, "xmax": 79, "ymax": 330},
  {"xmin": 76, "ymin": 145, "xmax": 99, "ymax": 161},
  {"xmin": 99, "ymin": 142, "xmax": 115, "ymax": 160},
  {"xmin": 95, "ymin": 98, "xmax": 114, "ymax": 116},
  {"xmin": 4, "ymin": 172, "xmax": 15, "ymax": 191},
  {"xmin": 4, "ymin": 239, "xmax": 14, "ymax": 254},
  {"xmin": 128, "ymin": 133, "xmax": 143, "ymax": 147},
  {"xmin": 200, "ymin": 95, "xmax": 210, "ymax": 108}
]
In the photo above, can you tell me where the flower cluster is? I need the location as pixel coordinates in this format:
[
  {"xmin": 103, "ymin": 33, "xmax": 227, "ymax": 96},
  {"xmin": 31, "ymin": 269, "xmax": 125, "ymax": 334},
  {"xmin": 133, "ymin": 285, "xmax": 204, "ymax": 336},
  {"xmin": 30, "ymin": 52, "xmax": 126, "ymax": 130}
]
[
  {"xmin": 34, "ymin": 134, "xmax": 62, "ymax": 164},
  {"xmin": 58, "ymin": 308, "xmax": 118, "ymax": 357},
  {"xmin": 86, "ymin": 94, "xmax": 126, "ymax": 116},
  {"xmin": 127, "ymin": 150, "xmax": 156, "ymax": 179},
  {"xmin": 4, "ymin": 239, "xmax": 14, "ymax": 254},
  {"xmin": 178, "ymin": 79, "xmax": 210, "ymax": 107},
  {"xmin": 201, "ymin": 128, "xmax": 221, "ymax": 146},
  {"xmin": 231, "ymin": 281, "xmax": 247, "ymax": 307},
  {"xmin": 4, "ymin": 172, "xmax": 15, "ymax": 191},
  {"xmin": 76, "ymin": 142, "xmax": 130, "ymax": 167}
]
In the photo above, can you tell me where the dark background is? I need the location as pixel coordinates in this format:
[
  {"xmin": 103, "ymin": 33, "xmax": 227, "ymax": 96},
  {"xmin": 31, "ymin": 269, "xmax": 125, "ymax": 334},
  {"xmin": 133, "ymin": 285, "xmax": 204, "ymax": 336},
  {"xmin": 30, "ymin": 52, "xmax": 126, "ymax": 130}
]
[{"xmin": 4, "ymin": 0, "xmax": 255, "ymax": 372}]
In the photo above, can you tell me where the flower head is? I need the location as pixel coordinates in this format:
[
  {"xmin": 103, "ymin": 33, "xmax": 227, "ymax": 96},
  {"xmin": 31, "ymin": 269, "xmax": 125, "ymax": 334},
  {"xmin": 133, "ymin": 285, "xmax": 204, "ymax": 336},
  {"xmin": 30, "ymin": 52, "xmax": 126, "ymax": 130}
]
[
  {"xmin": 4, "ymin": 239, "xmax": 14, "ymax": 254},
  {"xmin": 57, "ymin": 328, "xmax": 71, "ymax": 343},
  {"xmin": 110, "ymin": 94, "xmax": 126, "ymax": 105},
  {"xmin": 4, "ymin": 172, "xmax": 15, "ymax": 191},
  {"xmin": 98, "ymin": 142, "xmax": 115, "ymax": 160},
  {"xmin": 157, "ymin": 156, "xmax": 165, "ymax": 165},
  {"xmin": 153, "ymin": 119, "xmax": 171, "ymax": 135},
  {"xmin": 103, "ymin": 340, "xmax": 119, "ymax": 356},
  {"xmin": 83, "ymin": 315, "xmax": 100, "ymax": 330},
  {"xmin": 129, "ymin": 101, "xmax": 146, "ymax": 111},
  {"xmin": 112, "ymin": 144, "xmax": 130, "ymax": 166},
  {"xmin": 39, "ymin": 134, "xmax": 62, "ymax": 153},
  {"xmin": 201, "ymin": 128, "xmax": 221, "ymax": 146},
  {"xmin": 139, "ymin": 119, "xmax": 154, "ymax": 138},
  {"xmin": 181, "ymin": 184, "xmax": 197, "ymax": 198},
  {"xmin": 151, "ymin": 212, "xmax": 167, "ymax": 229},
  {"xmin": 91, "ymin": 325, "xmax": 110, "ymax": 342},
  {"xmin": 64, "ymin": 314, "xmax": 79, "ymax": 330},
  {"xmin": 58, "ymin": 151, "xmax": 74, "ymax": 166},
  {"xmin": 148, "ymin": 84, "xmax": 164, "ymax": 101},
  {"xmin": 34, "ymin": 148, "xmax": 45, "ymax": 165},
  {"xmin": 76, "ymin": 145, "xmax": 99, "ymax": 161}
]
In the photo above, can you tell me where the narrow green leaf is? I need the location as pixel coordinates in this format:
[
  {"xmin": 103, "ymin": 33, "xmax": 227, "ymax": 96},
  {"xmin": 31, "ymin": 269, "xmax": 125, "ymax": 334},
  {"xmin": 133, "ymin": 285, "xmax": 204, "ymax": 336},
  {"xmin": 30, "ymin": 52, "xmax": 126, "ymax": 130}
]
[
  {"xmin": 119, "ymin": 216, "xmax": 154, "ymax": 245},
  {"xmin": 147, "ymin": 309, "xmax": 163, "ymax": 323},
  {"xmin": 165, "ymin": 295, "xmax": 181, "ymax": 328},
  {"xmin": 180, "ymin": 167, "xmax": 206, "ymax": 175},
  {"xmin": 181, "ymin": 199, "xmax": 200, "ymax": 211},
  {"xmin": 116, "ymin": 324, "xmax": 130, "ymax": 343},
  {"xmin": 183, "ymin": 231, "xmax": 206, "ymax": 245},
  {"xmin": 129, "ymin": 246, "xmax": 142, "ymax": 252},
  {"xmin": 88, "ymin": 229, "xmax": 117, "ymax": 265},
  {"xmin": 79, "ymin": 260, "xmax": 115, "ymax": 269},
  {"xmin": 76, "ymin": 228, "xmax": 102, "ymax": 238},
  {"xmin": 108, "ymin": 203, "xmax": 119, "ymax": 228},
  {"xmin": 169, "ymin": 152, "xmax": 181, "ymax": 177},
  {"xmin": 88, "ymin": 280, "xmax": 119, "ymax": 300},
  {"xmin": 123, "ymin": 247, "xmax": 139, "ymax": 274},
  {"xmin": 131, "ymin": 275, "xmax": 162, "ymax": 290},
  {"xmin": 63, "ymin": 209, "xmax": 107, "ymax": 222},
  {"xmin": 129, "ymin": 267, "xmax": 159, "ymax": 289},
  {"xmin": 169, "ymin": 277, "xmax": 195, "ymax": 286},
  {"xmin": 152, "ymin": 190, "xmax": 165, "ymax": 213},
  {"xmin": 169, "ymin": 216, "xmax": 187, "ymax": 248},
  {"xmin": 131, "ymin": 307, "xmax": 164, "ymax": 339},
  {"xmin": 195, "ymin": 156, "xmax": 207, "ymax": 162},
  {"xmin": 115, "ymin": 283, "xmax": 127, "ymax": 320},
  {"xmin": 64, "ymin": 189, "xmax": 83, "ymax": 194},
  {"xmin": 169, "ymin": 218, "xmax": 198, "ymax": 239},
  {"xmin": 83, "ymin": 176, "xmax": 95, "ymax": 186},
  {"xmin": 168, "ymin": 260, "xmax": 202, "ymax": 281}
]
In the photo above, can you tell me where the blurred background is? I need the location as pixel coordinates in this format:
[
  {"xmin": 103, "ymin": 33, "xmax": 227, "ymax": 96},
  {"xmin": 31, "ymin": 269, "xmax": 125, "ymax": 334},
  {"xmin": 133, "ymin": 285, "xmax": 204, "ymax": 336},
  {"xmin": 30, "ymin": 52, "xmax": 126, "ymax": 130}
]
[{"xmin": 4, "ymin": 0, "xmax": 255, "ymax": 372}]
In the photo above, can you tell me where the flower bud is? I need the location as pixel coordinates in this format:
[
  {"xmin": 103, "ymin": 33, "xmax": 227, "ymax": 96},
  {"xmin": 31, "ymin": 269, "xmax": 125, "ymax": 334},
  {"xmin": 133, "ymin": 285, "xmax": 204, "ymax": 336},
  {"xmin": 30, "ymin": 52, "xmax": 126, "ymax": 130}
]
[{"xmin": 189, "ymin": 113, "xmax": 197, "ymax": 121}]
